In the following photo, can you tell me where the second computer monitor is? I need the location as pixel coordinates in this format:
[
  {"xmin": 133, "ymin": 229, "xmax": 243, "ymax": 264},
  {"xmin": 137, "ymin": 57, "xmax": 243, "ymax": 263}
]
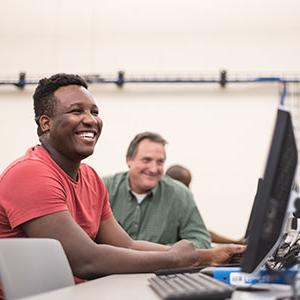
[{"xmin": 241, "ymin": 108, "xmax": 298, "ymax": 274}]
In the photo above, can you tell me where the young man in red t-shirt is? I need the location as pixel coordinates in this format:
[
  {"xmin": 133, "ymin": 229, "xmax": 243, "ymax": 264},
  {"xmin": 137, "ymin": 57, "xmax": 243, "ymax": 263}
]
[{"xmin": 0, "ymin": 73, "xmax": 244, "ymax": 284}]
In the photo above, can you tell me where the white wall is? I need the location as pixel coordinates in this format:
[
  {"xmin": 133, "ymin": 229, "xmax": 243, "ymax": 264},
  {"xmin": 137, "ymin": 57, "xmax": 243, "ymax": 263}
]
[{"xmin": 0, "ymin": 0, "xmax": 300, "ymax": 239}]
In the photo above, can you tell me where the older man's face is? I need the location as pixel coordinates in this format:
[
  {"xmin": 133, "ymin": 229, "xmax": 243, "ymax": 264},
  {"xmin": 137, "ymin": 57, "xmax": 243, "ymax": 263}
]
[{"xmin": 127, "ymin": 139, "xmax": 166, "ymax": 194}]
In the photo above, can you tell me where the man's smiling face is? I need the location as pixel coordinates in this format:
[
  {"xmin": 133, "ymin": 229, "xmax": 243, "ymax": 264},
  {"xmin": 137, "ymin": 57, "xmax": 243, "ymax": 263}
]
[
  {"xmin": 46, "ymin": 85, "xmax": 102, "ymax": 162},
  {"xmin": 127, "ymin": 139, "xmax": 166, "ymax": 194}
]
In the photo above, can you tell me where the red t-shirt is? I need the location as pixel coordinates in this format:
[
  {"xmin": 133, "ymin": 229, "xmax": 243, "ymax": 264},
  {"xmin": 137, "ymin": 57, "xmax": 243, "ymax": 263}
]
[
  {"xmin": 0, "ymin": 146, "xmax": 113, "ymax": 298},
  {"xmin": 0, "ymin": 145, "xmax": 112, "ymax": 238}
]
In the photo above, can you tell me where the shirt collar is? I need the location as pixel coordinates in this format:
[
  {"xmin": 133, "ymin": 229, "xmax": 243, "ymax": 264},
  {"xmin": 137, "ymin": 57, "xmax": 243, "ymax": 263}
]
[{"xmin": 125, "ymin": 172, "xmax": 157, "ymax": 198}]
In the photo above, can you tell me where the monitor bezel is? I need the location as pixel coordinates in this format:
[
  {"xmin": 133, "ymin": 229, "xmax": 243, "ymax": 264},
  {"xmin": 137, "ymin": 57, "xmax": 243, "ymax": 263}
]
[{"xmin": 241, "ymin": 107, "xmax": 298, "ymax": 274}]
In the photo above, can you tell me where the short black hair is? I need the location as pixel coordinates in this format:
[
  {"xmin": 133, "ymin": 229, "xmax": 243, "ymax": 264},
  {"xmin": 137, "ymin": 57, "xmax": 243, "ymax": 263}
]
[
  {"xmin": 126, "ymin": 131, "xmax": 167, "ymax": 160},
  {"xmin": 33, "ymin": 73, "xmax": 88, "ymax": 135}
]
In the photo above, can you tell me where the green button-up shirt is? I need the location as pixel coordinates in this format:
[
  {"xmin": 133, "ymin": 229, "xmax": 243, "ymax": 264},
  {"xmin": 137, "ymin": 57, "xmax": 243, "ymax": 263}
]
[{"xmin": 103, "ymin": 172, "xmax": 211, "ymax": 248}]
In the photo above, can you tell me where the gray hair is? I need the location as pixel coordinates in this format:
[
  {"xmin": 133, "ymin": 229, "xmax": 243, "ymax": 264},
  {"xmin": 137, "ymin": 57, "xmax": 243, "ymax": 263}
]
[{"xmin": 126, "ymin": 131, "xmax": 167, "ymax": 160}]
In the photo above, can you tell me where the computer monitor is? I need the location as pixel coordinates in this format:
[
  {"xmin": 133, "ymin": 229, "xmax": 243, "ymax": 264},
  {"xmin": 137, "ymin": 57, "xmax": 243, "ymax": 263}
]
[
  {"xmin": 241, "ymin": 107, "xmax": 298, "ymax": 274},
  {"xmin": 243, "ymin": 177, "xmax": 264, "ymax": 240}
]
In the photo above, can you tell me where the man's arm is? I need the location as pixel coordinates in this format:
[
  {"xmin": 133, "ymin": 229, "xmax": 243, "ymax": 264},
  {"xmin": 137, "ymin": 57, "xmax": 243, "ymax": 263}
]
[
  {"xmin": 177, "ymin": 190, "xmax": 212, "ymax": 248},
  {"xmin": 195, "ymin": 244, "xmax": 246, "ymax": 265},
  {"xmin": 209, "ymin": 230, "xmax": 246, "ymax": 244},
  {"xmin": 96, "ymin": 214, "xmax": 246, "ymax": 266},
  {"xmin": 21, "ymin": 211, "xmax": 198, "ymax": 279},
  {"xmin": 96, "ymin": 215, "xmax": 171, "ymax": 251}
]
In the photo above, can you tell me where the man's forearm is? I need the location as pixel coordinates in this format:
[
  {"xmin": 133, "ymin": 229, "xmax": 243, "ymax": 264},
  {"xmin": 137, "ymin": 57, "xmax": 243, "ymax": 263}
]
[{"xmin": 130, "ymin": 240, "xmax": 171, "ymax": 251}]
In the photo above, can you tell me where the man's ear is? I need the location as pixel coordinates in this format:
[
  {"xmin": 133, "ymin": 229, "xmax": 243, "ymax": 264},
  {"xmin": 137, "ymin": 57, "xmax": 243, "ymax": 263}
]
[
  {"xmin": 39, "ymin": 115, "xmax": 51, "ymax": 133},
  {"xmin": 126, "ymin": 158, "xmax": 132, "ymax": 168}
]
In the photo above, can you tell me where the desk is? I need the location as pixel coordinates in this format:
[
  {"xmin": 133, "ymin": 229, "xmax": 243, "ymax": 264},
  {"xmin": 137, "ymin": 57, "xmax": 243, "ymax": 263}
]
[{"xmin": 23, "ymin": 273, "xmax": 292, "ymax": 300}]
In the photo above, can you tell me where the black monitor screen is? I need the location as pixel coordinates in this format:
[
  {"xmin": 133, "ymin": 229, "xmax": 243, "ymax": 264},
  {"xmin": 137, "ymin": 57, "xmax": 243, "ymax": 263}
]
[
  {"xmin": 241, "ymin": 108, "xmax": 298, "ymax": 274},
  {"xmin": 243, "ymin": 177, "xmax": 264, "ymax": 240}
]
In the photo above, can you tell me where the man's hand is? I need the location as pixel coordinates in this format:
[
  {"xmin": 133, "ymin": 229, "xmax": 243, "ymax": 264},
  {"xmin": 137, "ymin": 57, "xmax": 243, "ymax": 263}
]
[
  {"xmin": 195, "ymin": 244, "xmax": 246, "ymax": 266},
  {"xmin": 169, "ymin": 240, "xmax": 199, "ymax": 267},
  {"xmin": 235, "ymin": 238, "xmax": 247, "ymax": 245},
  {"xmin": 209, "ymin": 244, "xmax": 246, "ymax": 265}
]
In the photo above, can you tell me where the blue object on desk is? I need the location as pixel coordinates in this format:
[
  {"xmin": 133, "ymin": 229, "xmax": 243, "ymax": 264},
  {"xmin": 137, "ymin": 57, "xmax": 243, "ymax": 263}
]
[
  {"xmin": 212, "ymin": 267, "xmax": 242, "ymax": 283},
  {"xmin": 201, "ymin": 266, "xmax": 299, "ymax": 286},
  {"xmin": 201, "ymin": 267, "xmax": 250, "ymax": 285},
  {"xmin": 258, "ymin": 266, "xmax": 298, "ymax": 285}
]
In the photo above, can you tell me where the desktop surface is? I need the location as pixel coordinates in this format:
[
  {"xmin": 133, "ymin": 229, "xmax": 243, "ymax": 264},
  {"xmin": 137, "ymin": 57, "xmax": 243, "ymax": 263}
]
[{"xmin": 22, "ymin": 273, "xmax": 292, "ymax": 300}]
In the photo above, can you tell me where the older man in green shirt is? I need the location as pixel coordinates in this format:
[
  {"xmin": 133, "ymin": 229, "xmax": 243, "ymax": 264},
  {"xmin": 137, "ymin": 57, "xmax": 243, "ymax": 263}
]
[{"xmin": 103, "ymin": 131, "xmax": 211, "ymax": 249}]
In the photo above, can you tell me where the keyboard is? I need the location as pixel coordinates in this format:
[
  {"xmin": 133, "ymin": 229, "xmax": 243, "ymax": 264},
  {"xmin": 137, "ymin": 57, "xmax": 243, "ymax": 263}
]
[
  {"xmin": 148, "ymin": 272, "xmax": 234, "ymax": 300},
  {"xmin": 228, "ymin": 253, "xmax": 243, "ymax": 265}
]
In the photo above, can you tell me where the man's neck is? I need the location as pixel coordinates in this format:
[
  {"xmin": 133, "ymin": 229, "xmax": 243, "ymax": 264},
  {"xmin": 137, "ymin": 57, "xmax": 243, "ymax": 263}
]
[
  {"xmin": 131, "ymin": 190, "xmax": 148, "ymax": 204},
  {"xmin": 40, "ymin": 143, "xmax": 80, "ymax": 181}
]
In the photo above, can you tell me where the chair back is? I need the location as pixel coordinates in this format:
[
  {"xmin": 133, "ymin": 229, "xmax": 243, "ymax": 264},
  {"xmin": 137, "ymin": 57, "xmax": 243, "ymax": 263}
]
[{"xmin": 0, "ymin": 238, "xmax": 75, "ymax": 299}]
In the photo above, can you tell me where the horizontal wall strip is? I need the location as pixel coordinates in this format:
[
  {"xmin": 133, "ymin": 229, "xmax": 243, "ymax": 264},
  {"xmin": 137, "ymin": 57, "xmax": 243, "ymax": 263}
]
[{"xmin": 1, "ymin": 71, "xmax": 300, "ymax": 89}]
